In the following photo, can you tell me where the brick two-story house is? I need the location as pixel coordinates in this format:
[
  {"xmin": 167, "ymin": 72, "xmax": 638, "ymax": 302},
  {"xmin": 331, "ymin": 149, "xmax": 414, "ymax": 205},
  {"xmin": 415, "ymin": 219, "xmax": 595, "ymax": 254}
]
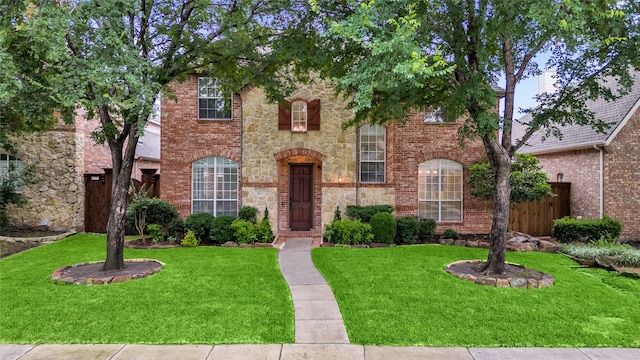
[{"xmin": 161, "ymin": 76, "xmax": 494, "ymax": 240}]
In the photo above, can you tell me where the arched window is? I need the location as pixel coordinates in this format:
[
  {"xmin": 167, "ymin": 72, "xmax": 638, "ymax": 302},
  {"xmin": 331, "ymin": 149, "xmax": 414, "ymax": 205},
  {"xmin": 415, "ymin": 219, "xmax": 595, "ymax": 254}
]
[
  {"xmin": 0, "ymin": 154, "xmax": 24, "ymax": 192},
  {"xmin": 291, "ymin": 100, "xmax": 307, "ymax": 132},
  {"xmin": 192, "ymin": 157, "xmax": 238, "ymax": 216},
  {"xmin": 557, "ymin": 173, "xmax": 564, "ymax": 182},
  {"xmin": 418, "ymin": 159, "xmax": 462, "ymax": 222}
]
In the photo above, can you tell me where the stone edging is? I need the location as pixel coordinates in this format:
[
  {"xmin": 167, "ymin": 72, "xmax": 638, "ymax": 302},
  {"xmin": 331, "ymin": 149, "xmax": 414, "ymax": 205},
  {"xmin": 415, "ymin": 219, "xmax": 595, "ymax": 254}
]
[
  {"xmin": 445, "ymin": 260, "xmax": 555, "ymax": 288},
  {"xmin": 52, "ymin": 258, "xmax": 164, "ymax": 285},
  {"xmin": 0, "ymin": 230, "xmax": 76, "ymax": 243}
]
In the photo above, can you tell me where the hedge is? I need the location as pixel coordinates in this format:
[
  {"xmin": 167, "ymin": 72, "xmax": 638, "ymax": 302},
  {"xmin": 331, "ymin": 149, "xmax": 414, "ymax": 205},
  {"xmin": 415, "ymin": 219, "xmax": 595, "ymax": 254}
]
[
  {"xmin": 552, "ymin": 216, "xmax": 623, "ymax": 243},
  {"xmin": 346, "ymin": 204, "xmax": 394, "ymax": 223}
]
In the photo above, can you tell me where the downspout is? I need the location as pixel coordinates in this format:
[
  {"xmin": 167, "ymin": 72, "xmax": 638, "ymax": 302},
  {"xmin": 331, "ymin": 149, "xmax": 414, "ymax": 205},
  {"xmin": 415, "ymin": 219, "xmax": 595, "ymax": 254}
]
[
  {"xmin": 594, "ymin": 145, "xmax": 603, "ymax": 218},
  {"xmin": 239, "ymin": 93, "xmax": 244, "ymax": 209},
  {"xmin": 355, "ymin": 126, "xmax": 360, "ymax": 205}
]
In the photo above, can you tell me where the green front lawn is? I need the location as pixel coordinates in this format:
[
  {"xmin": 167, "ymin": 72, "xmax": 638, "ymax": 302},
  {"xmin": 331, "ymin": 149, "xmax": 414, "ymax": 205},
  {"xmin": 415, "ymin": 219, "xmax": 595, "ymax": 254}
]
[
  {"xmin": 0, "ymin": 234, "xmax": 294, "ymax": 344},
  {"xmin": 313, "ymin": 245, "xmax": 640, "ymax": 347}
]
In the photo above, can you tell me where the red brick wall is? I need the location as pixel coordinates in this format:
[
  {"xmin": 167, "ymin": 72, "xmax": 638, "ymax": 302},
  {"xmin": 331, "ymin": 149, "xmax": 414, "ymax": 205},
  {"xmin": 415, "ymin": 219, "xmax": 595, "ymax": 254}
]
[
  {"xmin": 605, "ymin": 108, "xmax": 640, "ymax": 240},
  {"xmin": 160, "ymin": 75, "xmax": 242, "ymax": 217},
  {"xmin": 391, "ymin": 112, "xmax": 492, "ymax": 234}
]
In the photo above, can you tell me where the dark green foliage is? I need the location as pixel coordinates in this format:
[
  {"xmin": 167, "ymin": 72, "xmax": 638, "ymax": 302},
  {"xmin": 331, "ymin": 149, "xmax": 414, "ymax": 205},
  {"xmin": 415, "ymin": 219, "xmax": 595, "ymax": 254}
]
[
  {"xmin": 0, "ymin": 162, "xmax": 38, "ymax": 230},
  {"xmin": 256, "ymin": 219, "xmax": 274, "ymax": 243},
  {"xmin": 469, "ymin": 154, "xmax": 554, "ymax": 204},
  {"xmin": 146, "ymin": 224, "xmax": 164, "ymax": 243},
  {"xmin": 396, "ymin": 216, "xmax": 419, "ymax": 244},
  {"xmin": 333, "ymin": 206, "xmax": 342, "ymax": 222},
  {"xmin": 419, "ymin": 218, "xmax": 437, "ymax": 241},
  {"xmin": 553, "ymin": 216, "xmax": 623, "ymax": 243},
  {"xmin": 185, "ymin": 212, "xmax": 215, "ymax": 243},
  {"xmin": 167, "ymin": 217, "xmax": 186, "ymax": 240},
  {"xmin": 239, "ymin": 206, "xmax": 258, "ymax": 224},
  {"xmin": 324, "ymin": 219, "xmax": 374, "ymax": 245},
  {"xmin": 369, "ymin": 212, "xmax": 396, "ymax": 244},
  {"xmin": 442, "ymin": 228, "xmax": 460, "ymax": 240},
  {"xmin": 346, "ymin": 204, "xmax": 394, "ymax": 222},
  {"xmin": 211, "ymin": 215, "xmax": 237, "ymax": 244},
  {"xmin": 231, "ymin": 220, "xmax": 257, "ymax": 244},
  {"xmin": 262, "ymin": 207, "xmax": 270, "ymax": 222},
  {"xmin": 126, "ymin": 197, "xmax": 180, "ymax": 236}
]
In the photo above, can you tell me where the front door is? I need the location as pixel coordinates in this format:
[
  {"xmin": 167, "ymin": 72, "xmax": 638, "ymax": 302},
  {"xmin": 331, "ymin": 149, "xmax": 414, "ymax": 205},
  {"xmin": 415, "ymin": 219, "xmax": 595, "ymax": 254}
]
[{"xmin": 290, "ymin": 164, "xmax": 313, "ymax": 230}]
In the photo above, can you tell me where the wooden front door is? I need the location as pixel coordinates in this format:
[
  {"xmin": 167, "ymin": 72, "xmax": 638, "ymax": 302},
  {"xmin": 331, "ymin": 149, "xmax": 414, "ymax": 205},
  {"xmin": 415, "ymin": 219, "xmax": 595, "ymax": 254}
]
[{"xmin": 290, "ymin": 164, "xmax": 313, "ymax": 230}]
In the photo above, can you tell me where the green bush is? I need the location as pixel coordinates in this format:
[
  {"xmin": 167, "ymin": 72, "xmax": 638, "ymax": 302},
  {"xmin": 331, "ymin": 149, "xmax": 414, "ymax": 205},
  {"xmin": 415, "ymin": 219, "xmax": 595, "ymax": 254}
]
[
  {"xmin": 238, "ymin": 206, "xmax": 258, "ymax": 224},
  {"xmin": 419, "ymin": 218, "xmax": 437, "ymax": 240},
  {"xmin": 552, "ymin": 216, "xmax": 623, "ymax": 243},
  {"xmin": 333, "ymin": 206, "xmax": 342, "ymax": 222},
  {"xmin": 396, "ymin": 216, "xmax": 419, "ymax": 244},
  {"xmin": 369, "ymin": 212, "xmax": 396, "ymax": 244},
  {"xmin": 126, "ymin": 197, "xmax": 180, "ymax": 236},
  {"xmin": 231, "ymin": 220, "xmax": 257, "ymax": 244},
  {"xmin": 346, "ymin": 204, "xmax": 394, "ymax": 222},
  {"xmin": 211, "ymin": 215, "xmax": 237, "ymax": 244},
  {"xmin": 185, "ymin": 212, "xmax": 215, "ymax": 243},
  {"xmin": 256, "ymin": 219, "xmax": 273, "ymax": 243},
  {"xmin": 324, "ymin": 219, "xmax": 374, "ymax": 245},
  {"xmin": 146, "ymin": 224, "xmax": 164, "ymax": 243},
  {"xmin": 181, "ymin": 230, "xmax": 199, "ymax": 247},
  {"xmin": 167, "ymin": 217, "xmax": 186, "ymax": 240},
  {"xmin": 442, "ymin": 228, "xmax": 460, "ymax": 240}
]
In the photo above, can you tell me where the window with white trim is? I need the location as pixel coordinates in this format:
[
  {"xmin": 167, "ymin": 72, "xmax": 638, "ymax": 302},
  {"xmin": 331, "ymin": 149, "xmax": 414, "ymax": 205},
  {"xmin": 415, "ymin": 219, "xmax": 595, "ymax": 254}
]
[
  {"xmin": 360, "ymin": 124, "xmax": 385, "ymax": 183},
  {"xmin": 418, "ymin": 159, "xmax": 462, "ymax": 222},
  {"xmin": 192, "ymin": 157, "xmax": 238, "ymax": 216},
  {"xmin": 0, "ymin": 154, "xmax": 24, "ymax": 192},
  {"xmin": 291, "ymin": 100, "xmax": 307, "ymax": 132},
  {"xmin": 424, "ymin": 107, "xmax": 445, "ymax": 123},
  {"xmin": 198, "ymin": 77, "xmax": 232, "ymax": 119}
]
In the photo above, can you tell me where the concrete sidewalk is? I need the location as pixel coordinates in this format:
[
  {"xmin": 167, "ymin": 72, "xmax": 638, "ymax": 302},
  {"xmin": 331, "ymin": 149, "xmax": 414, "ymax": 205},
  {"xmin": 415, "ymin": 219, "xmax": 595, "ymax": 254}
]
[{"xmin": 2, "ymin": 344, "xmax": 639, "ymax": 360}]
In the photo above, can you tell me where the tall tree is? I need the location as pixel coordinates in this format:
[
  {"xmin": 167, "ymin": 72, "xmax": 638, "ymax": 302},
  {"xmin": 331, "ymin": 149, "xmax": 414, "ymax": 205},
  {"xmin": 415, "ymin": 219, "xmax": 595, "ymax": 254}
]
[
  {"xmin": 12, "ymin": 0, "xmax": 303, "ymax": 270},
  {"xmin": 311, "ymin": 0, "xmax": 640, "ymax": 274}
]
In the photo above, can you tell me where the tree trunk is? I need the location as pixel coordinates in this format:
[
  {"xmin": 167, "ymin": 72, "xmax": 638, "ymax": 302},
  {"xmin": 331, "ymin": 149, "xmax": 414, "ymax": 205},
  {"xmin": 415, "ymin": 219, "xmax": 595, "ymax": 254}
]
[{"xmin": 482, "ymin": 136, "xmax": 512, "ymax": 275}]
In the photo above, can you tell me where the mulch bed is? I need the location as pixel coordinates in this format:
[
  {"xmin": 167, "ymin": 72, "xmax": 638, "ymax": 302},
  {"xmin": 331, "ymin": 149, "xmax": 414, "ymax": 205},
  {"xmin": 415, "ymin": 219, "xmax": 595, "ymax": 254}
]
[
  {"xmin": 446, "ymin": 260, "xmax": 554, "ymax": 288},
  {"xmin": 52, "ymin": 259, "xmax": 163, "ymax": 285}
]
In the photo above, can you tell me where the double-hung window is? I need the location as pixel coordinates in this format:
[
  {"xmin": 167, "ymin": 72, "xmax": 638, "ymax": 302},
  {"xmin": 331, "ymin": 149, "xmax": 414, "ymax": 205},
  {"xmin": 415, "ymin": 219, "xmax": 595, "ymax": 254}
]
[
  {"xmin": 198, "ymin": 77, "xmax": 232, "ymax": 120},
  {"xmin": 192, "ymin": 157, "xmax": 238, "ymax": 216},
  {"xmin": 0, "ymin": 154, "xmax": 24, "ymax": 192},
  {"xmin": 359, "ymin": 124, "xmax": 386, "ymax": 183},
  {"xmin": 418, "ymin": 159, "xmax": 462, "ymax": 221},
  {"xmin": 291, "ymin": 101, "xmax": 307, "ymax": 132},
  {"xmin": 424, "ymin": 107, "xmax": 445, "ymax": 123}
]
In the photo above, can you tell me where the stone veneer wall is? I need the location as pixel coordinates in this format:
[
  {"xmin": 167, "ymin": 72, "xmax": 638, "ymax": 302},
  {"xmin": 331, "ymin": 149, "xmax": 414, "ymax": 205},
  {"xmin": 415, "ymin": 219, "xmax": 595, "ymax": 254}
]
[
  {"xmin": 6, "ymin": 126, "xmax": 84, "ymax": 230},
  {"xmin": 241, "ymin": 187, "xmax": 278, "ymax": 230},
  {"xmin": 321, "ymin": 187, "xmax": 357, "ymax": 225}
]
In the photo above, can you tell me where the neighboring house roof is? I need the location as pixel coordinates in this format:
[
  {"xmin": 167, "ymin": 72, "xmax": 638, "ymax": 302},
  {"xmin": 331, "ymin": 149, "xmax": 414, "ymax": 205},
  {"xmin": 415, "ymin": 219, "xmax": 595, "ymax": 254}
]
[
  {"xmin": 515, "ymin": 71, "xmax": 640, "ymax": 155},
  {"xmin": 136, "ymin": 130, "xmax": 160, "ymax": 161}
]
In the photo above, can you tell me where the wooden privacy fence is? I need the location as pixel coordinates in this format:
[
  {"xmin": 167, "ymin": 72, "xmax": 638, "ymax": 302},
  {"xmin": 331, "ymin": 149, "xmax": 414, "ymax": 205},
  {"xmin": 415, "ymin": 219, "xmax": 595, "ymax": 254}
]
[
  {"xmin": 508, "ymin": 182, "xmax": 571, "ymax": 237},
  {"xmin": 84, "ymin": 168, "xmax": 160, "ymax": 233}
]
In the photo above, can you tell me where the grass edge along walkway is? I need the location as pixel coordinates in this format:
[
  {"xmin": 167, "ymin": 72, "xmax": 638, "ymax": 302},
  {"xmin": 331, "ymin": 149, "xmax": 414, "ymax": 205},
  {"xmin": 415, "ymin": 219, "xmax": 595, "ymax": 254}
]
[
  {"xmin": 312, "ymin": 245, "xmax": 640, "ymax": 348},
  {"xmin": 0, "ymin": 233, "xmax": 294, "ymax": 345}
]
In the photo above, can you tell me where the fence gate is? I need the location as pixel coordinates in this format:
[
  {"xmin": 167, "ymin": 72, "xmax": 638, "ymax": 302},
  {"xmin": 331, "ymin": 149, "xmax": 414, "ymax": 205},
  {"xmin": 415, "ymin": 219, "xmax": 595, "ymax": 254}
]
[{"xmin": 508, "ymin": 182, "xmax": 570, "ymax": 237}]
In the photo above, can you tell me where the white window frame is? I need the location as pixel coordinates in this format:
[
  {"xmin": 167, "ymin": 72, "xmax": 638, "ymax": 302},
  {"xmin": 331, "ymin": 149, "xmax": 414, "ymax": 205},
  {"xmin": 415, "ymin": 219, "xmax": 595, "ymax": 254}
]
[
  {"xmin": 192, "ymin": 157, "xmax": 238, "ymax": 216},
  {"xmin": 0, "ymin": 154, "xmax": 24, "ymax": 193},
  {"xmin": 198, "ymin": 77, "xmax": 232, "ymax": 120},
  {"xmin": 424, "ymin": 107, "xmax": 445, "ymax": 123},
  {"xmin": 418, "ymin": 159, "xmax": 463, "ymax": 222},
  {"xmin": 359, "ymin": 124, "xmax": 386, "ymax": 183},
  {"xmin": 291, "ymin": 100, "xmax": 307, "ymax": 132}
]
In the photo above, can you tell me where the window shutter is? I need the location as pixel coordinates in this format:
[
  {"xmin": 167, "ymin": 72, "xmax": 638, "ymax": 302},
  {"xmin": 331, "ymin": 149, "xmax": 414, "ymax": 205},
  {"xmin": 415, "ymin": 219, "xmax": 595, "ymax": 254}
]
[
  {"xmin": 278, "ymin": 101, "xmax": 292, "ymax": 130},
  {"xmin": 307, "ymin": 99, "xmax": 321, "ymax": 130}
]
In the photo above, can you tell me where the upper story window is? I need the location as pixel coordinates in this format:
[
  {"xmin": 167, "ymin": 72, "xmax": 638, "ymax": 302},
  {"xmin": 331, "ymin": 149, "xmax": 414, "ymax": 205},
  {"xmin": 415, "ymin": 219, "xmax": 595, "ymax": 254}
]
[
  {"xmin": 418, "ymin": 159, "xmax": 462, "ymax": 222},
  {"xmin": 198, "ymin": 77, "xmax": 232, "ymax": 120},
  {"xmin": 0, "ymin": 154, "xmax": 24, "ymax": 192},
  {"xmin": 557, "ymin": 173, "xmax": 564, "ymax": 182},
  {"xmin": 279, "ymin": 99, "xmax": 320, "ymax": 131},
  {"xmin": 192, "ymin": 157, "xmax": 238, "ymax": 216},
  {"xmin": 360, "ymin": 124, "xmax": 386, "ymax": 183},
  {"xmin": 424, "ymin": 107, "xmax": 445, "ymax": 123},
  {"xmin": 292, "ymin": 101, "xmax": 307, "ymax": 132}
]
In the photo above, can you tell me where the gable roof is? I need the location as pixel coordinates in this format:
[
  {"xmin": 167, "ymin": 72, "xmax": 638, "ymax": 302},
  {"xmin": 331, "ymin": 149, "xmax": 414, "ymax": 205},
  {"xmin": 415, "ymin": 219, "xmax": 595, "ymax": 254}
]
[{"xmin": 515, "ymin": 71, "xmax": 640, "ymax": 154}]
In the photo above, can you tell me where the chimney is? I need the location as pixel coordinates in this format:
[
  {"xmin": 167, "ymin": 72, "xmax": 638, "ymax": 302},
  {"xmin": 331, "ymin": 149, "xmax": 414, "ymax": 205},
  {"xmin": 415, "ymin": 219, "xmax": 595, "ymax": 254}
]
[{"xmin": 537, "ymin": 69, "xmax": 557, "ymax": 96}]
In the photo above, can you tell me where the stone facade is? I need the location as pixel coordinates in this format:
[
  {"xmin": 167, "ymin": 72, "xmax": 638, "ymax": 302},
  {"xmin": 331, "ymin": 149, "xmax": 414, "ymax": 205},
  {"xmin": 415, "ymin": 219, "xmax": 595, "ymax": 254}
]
[
  {"xmin": 5, "ymin": 125, "xmax": 84, "ymax": 231},
  {"xmin": 161, "ymin": 75, "xmax": 494, "ymax": 237}
]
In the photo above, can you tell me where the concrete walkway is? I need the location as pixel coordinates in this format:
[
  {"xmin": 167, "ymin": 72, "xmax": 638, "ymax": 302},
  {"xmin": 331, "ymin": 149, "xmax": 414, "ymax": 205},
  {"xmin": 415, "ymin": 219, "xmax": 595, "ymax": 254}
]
[{"xmin": 278, "ymin": 237, "xmax": 350, "ymax": 344}]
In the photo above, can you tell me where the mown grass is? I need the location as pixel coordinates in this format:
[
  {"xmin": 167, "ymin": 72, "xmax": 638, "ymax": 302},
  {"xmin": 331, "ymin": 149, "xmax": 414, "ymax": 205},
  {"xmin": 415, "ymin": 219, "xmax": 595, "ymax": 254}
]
[
  {"xmin": 313, "ymin": 245, "xmax": 640, "ymax": 347},
  {"xmin": 0, "ymin": 233, "xmax": 294, "ymax": 344}
]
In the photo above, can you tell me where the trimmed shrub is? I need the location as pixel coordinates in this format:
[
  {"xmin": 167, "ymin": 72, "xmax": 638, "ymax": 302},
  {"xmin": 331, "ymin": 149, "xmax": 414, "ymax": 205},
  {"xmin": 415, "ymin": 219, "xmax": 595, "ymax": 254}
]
[
  {"xmin": 324, "ymin": 219, "xmax": 374, "ymax": 245},
  {"xmin": 146, "ymin": 224, "xmax": 164, "ymax": 243},
  {"xmin": 239, "ymin": 206, "xmax": 258, "ymax": 224},
  {"xmin": 346, "ymin": 204, "xmax": 394, "ymax": 222},
  {"xmin": 127, "ymin": 197, "xmax": 180, "ymax": 236},
  {"xmin": 442, "ymin": 228, "xmax": 460, "ymax": 240},
  {"xmin": 553, "ymin": 216, "xmax": 623, "ymax": 243},
  {"xmin": 396, "ymin": 216, "xmax": 419, "ymax": 244},
  {"xmin": 211, "ymin": 215, "xmax": 237, "ymax": 244},
  {"xmin": 181, "ymin": 230, "xmax": 199, "ymax": 247},
  {"xmin": 167, "ymin": 217, "xmax": 186, "ymax": 240},
  {"xmin": 369, "ymin": 212, "xmax": 396, "ymax": 244},
  {"xmin": 231, "ymin": 220, "xmax": 257, "ymax": 244},
  {"xmin": 419, "ymin": 218, "xmax": 437, "ymax": 241},
  {"xmin": 185, "ymin": 212, "xmax": 215, "ymax": 243}
]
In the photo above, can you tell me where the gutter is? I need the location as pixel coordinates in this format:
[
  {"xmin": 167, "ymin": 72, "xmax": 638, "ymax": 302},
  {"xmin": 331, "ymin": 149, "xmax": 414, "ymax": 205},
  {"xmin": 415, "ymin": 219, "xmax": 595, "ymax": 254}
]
[
  {"xmin": 594, "ymin": 144, "xmax": 604, "ymax": 218},
  {"xmin": 520, "ymin": 141, "xmax": 605, "ymax": 156}
]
